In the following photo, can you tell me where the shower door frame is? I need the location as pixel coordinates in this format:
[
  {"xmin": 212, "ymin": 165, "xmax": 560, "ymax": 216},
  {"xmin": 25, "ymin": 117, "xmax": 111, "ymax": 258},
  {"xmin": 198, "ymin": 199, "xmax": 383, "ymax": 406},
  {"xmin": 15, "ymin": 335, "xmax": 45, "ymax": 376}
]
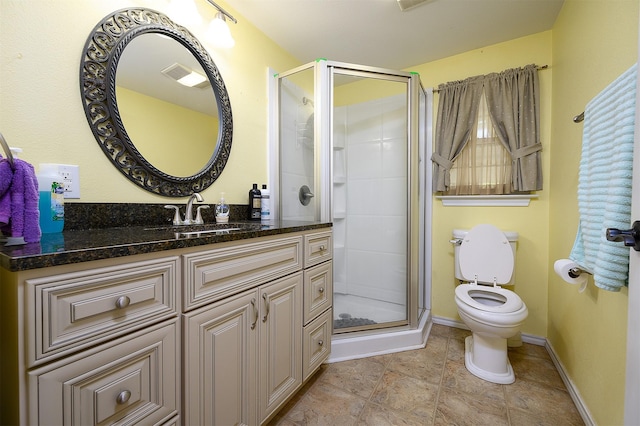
[{"xmin": 273, "ymin": 59, "xmax": 426, "ymax": 333}]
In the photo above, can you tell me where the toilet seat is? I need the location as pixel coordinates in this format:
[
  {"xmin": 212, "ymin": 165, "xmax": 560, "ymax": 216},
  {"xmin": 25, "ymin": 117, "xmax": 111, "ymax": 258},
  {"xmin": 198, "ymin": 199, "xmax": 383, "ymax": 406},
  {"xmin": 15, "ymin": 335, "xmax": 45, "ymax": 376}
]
[{"xmin": 455, "ymin": 284, "xmax": 524, "ymax": 313}]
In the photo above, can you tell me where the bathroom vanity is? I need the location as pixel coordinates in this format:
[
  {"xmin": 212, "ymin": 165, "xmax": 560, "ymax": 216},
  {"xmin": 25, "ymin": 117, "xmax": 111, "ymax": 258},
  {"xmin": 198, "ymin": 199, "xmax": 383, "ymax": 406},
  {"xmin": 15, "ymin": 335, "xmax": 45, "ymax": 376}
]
[{"xmin": 0, "ymin": 221, "xmax": 333, "ymax": 425}]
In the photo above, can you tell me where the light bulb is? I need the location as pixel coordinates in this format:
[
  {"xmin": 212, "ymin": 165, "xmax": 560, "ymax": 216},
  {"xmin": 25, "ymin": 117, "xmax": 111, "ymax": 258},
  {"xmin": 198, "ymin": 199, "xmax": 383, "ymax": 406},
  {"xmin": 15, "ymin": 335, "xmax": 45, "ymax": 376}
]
[{"xmin": 207, "ymin": 12, "xmax": 235, "ymax": 48}]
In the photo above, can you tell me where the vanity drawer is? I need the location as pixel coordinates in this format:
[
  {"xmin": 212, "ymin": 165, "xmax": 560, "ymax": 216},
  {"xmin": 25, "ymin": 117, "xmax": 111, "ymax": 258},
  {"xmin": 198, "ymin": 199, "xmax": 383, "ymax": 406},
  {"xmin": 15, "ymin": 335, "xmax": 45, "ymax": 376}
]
[
  {"xmin": 303, "ymin": 261, "xmax": 333, "ymax": 325},
  {"xmin": 27, "ymin": 257, "xmax": 178, "ymax": 366},
  {"xmin": 183, "ymin": 235, "xmax": 302, "ymax": 311},
  {"xmin": 304, "ymin": 231, "xmax": 333, "ymax": 268},
  {"xmin": 303, "ymin": 308, "xmax": 332, "ymax": 381},
  {"xmin": 29, "ymin": 319, "xmax": 179, "ymax": 426}
]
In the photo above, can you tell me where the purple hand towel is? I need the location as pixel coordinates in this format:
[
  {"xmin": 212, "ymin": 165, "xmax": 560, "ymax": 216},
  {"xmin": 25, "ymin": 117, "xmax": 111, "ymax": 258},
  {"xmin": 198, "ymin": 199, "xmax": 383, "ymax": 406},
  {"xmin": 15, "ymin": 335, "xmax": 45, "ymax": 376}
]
[{"xmin": 7, "ymin": 159, "xmax": 41, "ymax": 243}]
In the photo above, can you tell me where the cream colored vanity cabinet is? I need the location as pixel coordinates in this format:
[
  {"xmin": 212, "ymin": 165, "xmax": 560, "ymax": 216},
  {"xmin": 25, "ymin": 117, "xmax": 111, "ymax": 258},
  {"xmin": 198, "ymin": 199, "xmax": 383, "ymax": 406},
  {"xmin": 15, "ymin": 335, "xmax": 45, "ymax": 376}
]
[
  {"xmin": 0, "ymin": 227, "xmax": 332, "ymax": 426},
  {"xmin": 182, "ymin": 229, "xmax": 333, "ymax": 425},
  {"xmin": 0, "ymin": 255, "xmax": 180, "ymax": 425}
]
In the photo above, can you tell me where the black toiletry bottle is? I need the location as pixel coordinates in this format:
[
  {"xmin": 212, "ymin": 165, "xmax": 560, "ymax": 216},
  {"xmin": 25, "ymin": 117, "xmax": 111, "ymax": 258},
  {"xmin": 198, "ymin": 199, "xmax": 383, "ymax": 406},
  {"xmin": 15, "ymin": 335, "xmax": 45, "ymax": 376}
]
[{"xmin": 248, "ymin": 183, "xmax": 262, "ymax": 220}]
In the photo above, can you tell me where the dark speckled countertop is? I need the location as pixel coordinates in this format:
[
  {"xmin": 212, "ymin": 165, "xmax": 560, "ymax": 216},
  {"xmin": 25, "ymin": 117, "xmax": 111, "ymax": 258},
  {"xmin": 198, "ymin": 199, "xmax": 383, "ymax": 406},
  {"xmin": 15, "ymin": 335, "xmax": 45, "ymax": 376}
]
[{"xmin": 0, "ymin": 203, "xmax": 331, "ymax": 272}]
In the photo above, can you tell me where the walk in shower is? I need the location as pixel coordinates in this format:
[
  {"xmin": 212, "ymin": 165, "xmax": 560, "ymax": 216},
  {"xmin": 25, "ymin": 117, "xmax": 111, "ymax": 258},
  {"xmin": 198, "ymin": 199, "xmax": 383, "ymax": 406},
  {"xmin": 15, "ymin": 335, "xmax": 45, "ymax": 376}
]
[{"xmin": 271, "ymin": 60, "xmax": 432, "ymax": 359}]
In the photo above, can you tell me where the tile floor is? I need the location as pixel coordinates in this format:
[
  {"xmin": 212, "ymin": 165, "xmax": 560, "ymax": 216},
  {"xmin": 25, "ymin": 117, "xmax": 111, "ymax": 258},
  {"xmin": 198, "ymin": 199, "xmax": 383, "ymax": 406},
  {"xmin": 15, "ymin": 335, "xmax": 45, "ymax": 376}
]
[{"xmin": 269, "ymin": 324, "xmax": 584, "ymax": 425}]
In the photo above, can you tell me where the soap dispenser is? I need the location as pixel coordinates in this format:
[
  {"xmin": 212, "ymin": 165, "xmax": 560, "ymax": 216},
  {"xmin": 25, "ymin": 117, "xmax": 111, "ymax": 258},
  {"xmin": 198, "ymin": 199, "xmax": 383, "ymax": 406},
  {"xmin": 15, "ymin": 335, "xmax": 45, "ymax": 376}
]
[{"xmin": 215, "ymin": 192, "xmax": 230, "ymax": 223}]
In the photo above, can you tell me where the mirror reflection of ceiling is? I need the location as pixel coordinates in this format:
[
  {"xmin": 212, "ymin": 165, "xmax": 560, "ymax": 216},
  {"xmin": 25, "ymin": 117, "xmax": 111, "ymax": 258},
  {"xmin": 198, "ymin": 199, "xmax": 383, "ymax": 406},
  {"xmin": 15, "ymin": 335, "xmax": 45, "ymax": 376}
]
[{"xmin": 116, "ymin": 33, "xmax": 217, "ymax": 116}]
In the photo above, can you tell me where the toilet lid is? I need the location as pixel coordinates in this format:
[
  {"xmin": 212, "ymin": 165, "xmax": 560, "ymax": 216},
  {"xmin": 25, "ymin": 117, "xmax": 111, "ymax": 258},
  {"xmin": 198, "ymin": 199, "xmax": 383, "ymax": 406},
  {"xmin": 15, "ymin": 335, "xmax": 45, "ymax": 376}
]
[
  {"xmin": 459, "ymin": 224, "xmax": 513, "ymax": 285},
  {"xmin": 455, "ymin": 284, "xmax": 524, "ymax": 313}
]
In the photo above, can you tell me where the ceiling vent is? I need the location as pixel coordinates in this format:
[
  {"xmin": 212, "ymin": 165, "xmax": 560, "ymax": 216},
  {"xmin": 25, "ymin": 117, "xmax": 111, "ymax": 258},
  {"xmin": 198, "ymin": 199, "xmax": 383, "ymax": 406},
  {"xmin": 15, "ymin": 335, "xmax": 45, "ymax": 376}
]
[
  {"xmin": 396, "ymin": 0, "xmax": 434, "ymax": 11},
  {"xmin": 161, "ymin": 63, "xmax": 209, "ymax": 88}
]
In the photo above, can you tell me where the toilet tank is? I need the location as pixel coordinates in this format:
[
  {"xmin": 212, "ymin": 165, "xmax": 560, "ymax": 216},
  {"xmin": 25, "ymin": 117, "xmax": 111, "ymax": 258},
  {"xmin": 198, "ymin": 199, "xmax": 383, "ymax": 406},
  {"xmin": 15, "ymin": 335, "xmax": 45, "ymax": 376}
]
[{"xmin": 452, "ymin": 228, "xmax": 519, "ymax": 285}]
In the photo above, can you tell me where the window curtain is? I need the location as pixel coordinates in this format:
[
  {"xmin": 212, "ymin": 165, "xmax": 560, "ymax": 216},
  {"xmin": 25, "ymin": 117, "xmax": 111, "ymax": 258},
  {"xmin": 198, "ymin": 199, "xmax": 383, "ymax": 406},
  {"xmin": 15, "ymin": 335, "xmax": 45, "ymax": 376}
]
[
  {"xmin": 446, "ymin": 93, "xmax": 513, "ymax": 195},
  {"xmin": 432, "ymin": 64, "xmax": 543, "ymax": 192},
  {"xmin": 483, "ymin": 64, "xmax": 543, "ymax": 191},
  {"xmin": 431, "ymin": 76, "xmax": 484, "ymax": 192}
]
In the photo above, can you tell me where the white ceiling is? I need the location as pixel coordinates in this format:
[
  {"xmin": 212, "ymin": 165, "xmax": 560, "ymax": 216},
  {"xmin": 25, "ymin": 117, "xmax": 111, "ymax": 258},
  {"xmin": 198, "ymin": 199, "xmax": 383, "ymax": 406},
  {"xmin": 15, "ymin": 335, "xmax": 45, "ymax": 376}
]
[{"xmin": 223, "ymin": 0, "xmax": 564, "ymax": 70}]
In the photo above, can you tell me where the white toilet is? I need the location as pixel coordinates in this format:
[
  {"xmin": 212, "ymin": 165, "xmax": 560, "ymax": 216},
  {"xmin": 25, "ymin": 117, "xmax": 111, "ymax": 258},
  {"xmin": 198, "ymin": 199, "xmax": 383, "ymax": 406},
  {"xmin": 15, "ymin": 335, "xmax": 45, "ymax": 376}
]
[{"xmin": 452, "ymin": 224, "xmax": 528, "ymax": 384}]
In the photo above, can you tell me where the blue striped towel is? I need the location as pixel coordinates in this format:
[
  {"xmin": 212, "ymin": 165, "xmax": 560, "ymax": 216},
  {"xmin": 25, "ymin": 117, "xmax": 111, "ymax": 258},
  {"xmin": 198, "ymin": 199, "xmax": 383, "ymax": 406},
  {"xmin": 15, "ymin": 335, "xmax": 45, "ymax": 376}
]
[{"xmin": 570, "ymin": 63, "xmax": 637, "ymax": 291}]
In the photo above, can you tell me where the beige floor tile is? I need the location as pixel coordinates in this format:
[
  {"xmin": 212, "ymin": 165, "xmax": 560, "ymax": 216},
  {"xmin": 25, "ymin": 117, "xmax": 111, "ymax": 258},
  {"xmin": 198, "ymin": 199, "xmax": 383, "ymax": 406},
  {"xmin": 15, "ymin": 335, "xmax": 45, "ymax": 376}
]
[
  {"xmin": 441, "ymin": 359, "xmax": 505, "ymax": 403},
  {"xmin": 509, "ymin": 351, "xmax": 565, "ymax": 390},
  {"xmin": 318, "ymin": 357, "xmax": 386, "ymax": 399},
  {"xmin": 508, "ymin": 342, "xmax": 551, "ymax": 360},
  {"xmin": 435, "ymin": 387, "xmax": 509, "ymax": 426},
  {"xmin": 370, "ymin": 369, "xmax": 439, "ymax": 423},
  {"xmin": 506, "ymin": 379, "xmax": 584, "ymax": 425},
  {"xmin": 446, "ymin": 336, "xmax": 466, "ymax": 363},
  {"xmin": 356, "ymin": 402, "xmax": 432, "ymax": 426},
  {"xmin": 430, "ymin": 323, "xmax": 454, "ymax": 338},
  {"xmin": 448, "ymin": 327, "xmax": 472, "ymax": 342},
  {"xmin": 279, "ymin": 382, "xmax": 366, "ymax": 425},
  {"xmin": 509, "ymin": 407, "xmax": 584, "ymax": 426},
  {"xmin": 270, "ymin": 325, "xmax": 584, "ymax": 426},
  {"xmin": 386, "ymin": 335, "xmax": 448, "ymax": 383}
]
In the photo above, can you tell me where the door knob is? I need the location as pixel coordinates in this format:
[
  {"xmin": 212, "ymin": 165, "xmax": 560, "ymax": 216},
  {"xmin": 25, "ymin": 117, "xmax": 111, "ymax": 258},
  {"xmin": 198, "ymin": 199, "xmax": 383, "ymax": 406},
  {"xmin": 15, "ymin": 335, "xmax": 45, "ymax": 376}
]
[{"xmin": 606, "ymin": 221, "xmax": 640, "ymax": 251}]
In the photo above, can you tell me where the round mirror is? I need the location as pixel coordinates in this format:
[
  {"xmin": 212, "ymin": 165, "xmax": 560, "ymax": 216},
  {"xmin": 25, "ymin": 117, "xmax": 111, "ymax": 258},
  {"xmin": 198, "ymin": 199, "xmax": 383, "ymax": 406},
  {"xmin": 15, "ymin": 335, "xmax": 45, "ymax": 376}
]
[{"xmin": 80, "ymin": 8, "xmax": 232, "ymax": 197}]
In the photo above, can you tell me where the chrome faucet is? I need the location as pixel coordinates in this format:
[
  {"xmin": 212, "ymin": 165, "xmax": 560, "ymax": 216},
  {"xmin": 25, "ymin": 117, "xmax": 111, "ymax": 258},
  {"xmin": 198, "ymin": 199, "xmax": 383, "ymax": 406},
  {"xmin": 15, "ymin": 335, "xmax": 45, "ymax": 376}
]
[
  {"xmin": 185, "ymin": 192, "xmax": 204, "ymax": 225},
  {"xmin": 164, "ymin": 192, "xmax": 208, "ymax": 225}
]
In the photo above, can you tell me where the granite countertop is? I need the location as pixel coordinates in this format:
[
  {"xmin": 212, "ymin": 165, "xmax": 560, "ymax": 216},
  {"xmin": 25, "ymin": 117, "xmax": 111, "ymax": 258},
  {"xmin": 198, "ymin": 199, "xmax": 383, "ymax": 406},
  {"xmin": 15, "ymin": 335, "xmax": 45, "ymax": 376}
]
[{"xmin": 0, "ymin": 220, "xmax": 332, "ymax": 272}]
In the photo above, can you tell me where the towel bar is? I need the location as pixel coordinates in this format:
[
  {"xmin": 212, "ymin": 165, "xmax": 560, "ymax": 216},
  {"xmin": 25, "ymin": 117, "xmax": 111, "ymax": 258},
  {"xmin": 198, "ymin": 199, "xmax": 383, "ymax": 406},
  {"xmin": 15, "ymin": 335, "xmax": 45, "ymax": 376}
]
[
  {"xmin": 0, "ymin": 132, "xmax": 15, "ymax": 169},
  {"xmin": 573, "ymin": 112, "xmax": 584, "ymax": 123}
]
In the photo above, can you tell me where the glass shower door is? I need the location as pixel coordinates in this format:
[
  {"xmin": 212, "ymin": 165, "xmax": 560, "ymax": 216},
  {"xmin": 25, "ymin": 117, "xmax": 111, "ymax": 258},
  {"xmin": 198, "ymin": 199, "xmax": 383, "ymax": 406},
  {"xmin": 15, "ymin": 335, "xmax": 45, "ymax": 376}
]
[
  {"xmin": 276, "ymin": 60, "xmax": 422, "ymax": 335},
  {"xmin": 331, "ymin": 67, "xmax": 410, "ymax": 331}
]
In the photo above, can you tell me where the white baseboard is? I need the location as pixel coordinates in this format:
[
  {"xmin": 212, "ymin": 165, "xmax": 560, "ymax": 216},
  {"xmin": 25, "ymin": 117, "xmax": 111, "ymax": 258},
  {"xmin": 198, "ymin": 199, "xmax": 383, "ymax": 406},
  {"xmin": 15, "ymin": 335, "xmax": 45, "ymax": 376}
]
[
  {"xmin": 545, "ymin": 340, "xmax": 596, "ymax": 426},
  {"xmin": 328, "ymin": 313, "xmax": 431, "ymax": 363},
  {"xmin": 432, "ymin": 315, "xmax": 594, "ymax": 426}
]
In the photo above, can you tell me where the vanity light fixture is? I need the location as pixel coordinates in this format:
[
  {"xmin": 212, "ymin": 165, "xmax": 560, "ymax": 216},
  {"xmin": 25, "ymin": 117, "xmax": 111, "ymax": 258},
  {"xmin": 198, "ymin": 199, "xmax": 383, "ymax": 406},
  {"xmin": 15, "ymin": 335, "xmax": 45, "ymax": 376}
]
[{"xmin": 204, "ymin": 0, "xmax": 237, "ymax": 48}]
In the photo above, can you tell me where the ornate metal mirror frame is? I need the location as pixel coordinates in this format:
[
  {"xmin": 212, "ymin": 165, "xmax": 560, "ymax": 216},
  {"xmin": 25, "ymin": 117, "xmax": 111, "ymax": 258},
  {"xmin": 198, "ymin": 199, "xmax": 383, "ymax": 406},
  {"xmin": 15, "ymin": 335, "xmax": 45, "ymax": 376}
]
[{"xmin": 80, "ymin": 8, "xmax": 233, "ymax": 197}]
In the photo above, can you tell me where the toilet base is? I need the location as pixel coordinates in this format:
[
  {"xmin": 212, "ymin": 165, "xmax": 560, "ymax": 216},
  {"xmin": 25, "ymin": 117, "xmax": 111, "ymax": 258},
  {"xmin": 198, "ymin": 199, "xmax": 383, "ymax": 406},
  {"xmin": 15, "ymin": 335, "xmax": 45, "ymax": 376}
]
[{"xmin": 464, "ymin": 335, "xmax": 515, "ymax": 384}]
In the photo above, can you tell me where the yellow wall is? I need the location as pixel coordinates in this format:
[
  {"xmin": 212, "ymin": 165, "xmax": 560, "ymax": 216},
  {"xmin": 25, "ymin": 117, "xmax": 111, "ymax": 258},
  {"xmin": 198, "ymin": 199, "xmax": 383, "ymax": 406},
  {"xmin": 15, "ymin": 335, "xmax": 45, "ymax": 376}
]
[
  {"xmin": 549, "ymin": 1, "xmax": 638, "ymax": 424},
  {"xmin": 0, "ymin": 0, "xmax": 300, "ymax": 204},
  {"xmin": 116, "ymin": 86, "xmax": 218, "ymax": 177},
  {"xmin": 410, "ymin": 32, "xmax": 553, "ymax": 338}
]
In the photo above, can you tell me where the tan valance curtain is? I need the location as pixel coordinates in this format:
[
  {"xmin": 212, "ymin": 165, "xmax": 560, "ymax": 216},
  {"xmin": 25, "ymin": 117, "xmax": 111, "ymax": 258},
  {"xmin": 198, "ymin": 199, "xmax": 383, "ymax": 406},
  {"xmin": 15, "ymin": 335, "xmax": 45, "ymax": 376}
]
[{"xmin": 431, "ymin": 64, "xmax": 543, "ymax": 192}]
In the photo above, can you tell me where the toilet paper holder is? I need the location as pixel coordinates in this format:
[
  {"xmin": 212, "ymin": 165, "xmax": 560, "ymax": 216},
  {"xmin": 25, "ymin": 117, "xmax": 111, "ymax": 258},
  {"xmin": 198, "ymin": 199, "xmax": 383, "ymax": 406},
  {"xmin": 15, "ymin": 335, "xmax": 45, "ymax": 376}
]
[{"xmin": 568, "ymin": 266, "xmax": 591, "ymax": 278}]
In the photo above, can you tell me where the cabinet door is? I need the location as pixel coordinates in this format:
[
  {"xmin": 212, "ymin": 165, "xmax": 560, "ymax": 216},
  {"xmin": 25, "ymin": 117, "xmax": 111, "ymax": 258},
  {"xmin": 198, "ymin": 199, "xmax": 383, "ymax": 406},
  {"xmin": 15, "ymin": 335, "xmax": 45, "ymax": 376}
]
[
  {"xmin": 183, "ymin": 289, "xmax": 258, "ymax": 426},
  {"xmin": 259, "ymin": 273, "xmax": 303, "ymax": 422}
]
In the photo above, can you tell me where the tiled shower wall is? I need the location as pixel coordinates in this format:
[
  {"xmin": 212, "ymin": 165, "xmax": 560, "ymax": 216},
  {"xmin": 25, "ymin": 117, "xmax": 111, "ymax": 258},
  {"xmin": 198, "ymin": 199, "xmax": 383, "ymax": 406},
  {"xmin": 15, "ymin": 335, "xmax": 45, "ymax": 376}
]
[{"xmin": 336, "ymin": 94, "xmax": 407, "ymax": 306}]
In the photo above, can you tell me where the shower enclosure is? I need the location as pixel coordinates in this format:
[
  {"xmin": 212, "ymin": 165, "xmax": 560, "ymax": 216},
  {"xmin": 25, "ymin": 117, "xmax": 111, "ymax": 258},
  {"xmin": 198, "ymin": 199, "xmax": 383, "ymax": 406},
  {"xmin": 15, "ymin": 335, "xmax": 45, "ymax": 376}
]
[{"xmin": 271, "ymin": 60, "xmax": 431, "ymax": 357}]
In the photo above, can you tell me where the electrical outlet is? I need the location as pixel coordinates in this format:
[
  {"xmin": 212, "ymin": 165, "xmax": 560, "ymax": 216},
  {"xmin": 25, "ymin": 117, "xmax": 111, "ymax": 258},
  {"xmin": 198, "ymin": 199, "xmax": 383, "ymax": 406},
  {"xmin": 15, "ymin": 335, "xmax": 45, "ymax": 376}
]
[{"xmin": 56, "ymin": 164, "xmax": 80, "ymax": 199}]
